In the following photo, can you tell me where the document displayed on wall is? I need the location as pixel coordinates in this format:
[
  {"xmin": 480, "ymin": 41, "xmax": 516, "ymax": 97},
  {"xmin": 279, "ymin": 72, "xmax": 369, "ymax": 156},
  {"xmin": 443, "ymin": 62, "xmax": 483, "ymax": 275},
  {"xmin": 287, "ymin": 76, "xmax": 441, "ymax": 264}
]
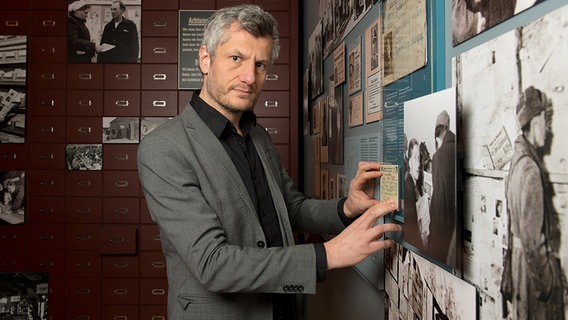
[
  {"xmin": 347, "ymin": 36, "xmax": 362, "ymax": 95},
  {"xmin": 380, "ymin": 164, "xmax": 399, "ymax": 210},
  {"xmin": 383, "ymin": 0, "xmax": 427, "ymax": 86},
  {"xmin": 178, "ymin": 10, "xmax": 215, "ymax": 89},
  {"xmin": 333, "ymin": 42, "xmax": 346, "ymax": 87},
  {"xmin": 348, "ymin": 92, "xmax": 364, "ymax": 127}
]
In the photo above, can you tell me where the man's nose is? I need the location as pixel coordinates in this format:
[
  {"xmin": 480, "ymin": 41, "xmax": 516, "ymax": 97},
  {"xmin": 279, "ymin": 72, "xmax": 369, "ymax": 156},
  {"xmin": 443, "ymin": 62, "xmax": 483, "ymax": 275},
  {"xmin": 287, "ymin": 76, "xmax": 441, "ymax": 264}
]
[{"xmin": 239, "ymin": 62, "xmax": 256, "ymax": 85}]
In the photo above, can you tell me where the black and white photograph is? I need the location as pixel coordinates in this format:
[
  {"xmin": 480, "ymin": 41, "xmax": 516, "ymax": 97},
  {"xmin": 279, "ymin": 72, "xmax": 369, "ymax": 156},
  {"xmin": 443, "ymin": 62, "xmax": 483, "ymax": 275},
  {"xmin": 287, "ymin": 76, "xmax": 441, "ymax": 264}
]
[
  {"xmin": 67, "ymin": 0, "xmax": 141, "ymax": 63},
  {"xmin": 0, "ymin": 272, "xmax": 49, "ymax": 319},
  {"xmin": 328, "ymin": 83, "xmax": 344, "ymax": 165},
  {"xmin": 452, "ymin": 0, "xmax": 547, "ymax": 46},
  {"xmin": 308, "ymin": 22, "xmax": 324, "ymax": 100},
  {"xmin": 0, "ymin": 35, "xmax": 26, "ymax": 143},
  {"xmin": 320, "ymin": 0, "xmax": 336, "ymax": 59},
  {"xmin": 403, "ymin": 87, "xmax": 458, "ymax": 269},
  {"xmin": 454, "ymin": 4, "xmax": 568, "ymax": 319},
  {"xmin": 66, "ymin": 144, "xmax": 103, "ymax": 170},
  {"xmin": 0, "ymin": 170, "xmax": 25, "ymax": 225},
  {"xmin": 103, "ymin": 116, "xmax": 140, "ymax": 143}
]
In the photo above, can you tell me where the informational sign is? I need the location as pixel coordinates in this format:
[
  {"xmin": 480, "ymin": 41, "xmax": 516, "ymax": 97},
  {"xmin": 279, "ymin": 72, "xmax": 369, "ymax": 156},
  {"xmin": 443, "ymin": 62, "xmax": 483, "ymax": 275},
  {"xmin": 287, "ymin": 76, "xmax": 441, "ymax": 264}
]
[{"xmin": 178, "ymin": 10, "xmax": 215, "ymax": 89}]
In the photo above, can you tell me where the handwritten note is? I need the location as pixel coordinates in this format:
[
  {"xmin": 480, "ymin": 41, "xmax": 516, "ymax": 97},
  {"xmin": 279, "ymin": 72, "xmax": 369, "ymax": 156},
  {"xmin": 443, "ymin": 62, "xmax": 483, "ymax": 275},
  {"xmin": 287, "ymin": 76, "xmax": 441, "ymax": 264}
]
[{"xmin": 380, "ymin": 164, "xmax": 399, "ymax": 210}]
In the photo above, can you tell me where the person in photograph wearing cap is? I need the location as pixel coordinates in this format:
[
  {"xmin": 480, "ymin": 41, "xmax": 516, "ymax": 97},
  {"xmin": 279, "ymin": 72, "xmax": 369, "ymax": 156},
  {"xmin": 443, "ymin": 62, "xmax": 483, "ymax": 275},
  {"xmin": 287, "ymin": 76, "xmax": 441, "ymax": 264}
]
[
  {"xmin": 97, "ymin": 1, "xmax": 139, "ymax": 63},
  {"xmin": 428, "ymin": 109, "xmax": 457, "ymax": 266},
  {"xmin": 67, "ymin": 0, "xmax": 100, "ymax": 63},
  {"xmin": 502, "ymin": 86, "xmax": 564, "ymax": 319}
]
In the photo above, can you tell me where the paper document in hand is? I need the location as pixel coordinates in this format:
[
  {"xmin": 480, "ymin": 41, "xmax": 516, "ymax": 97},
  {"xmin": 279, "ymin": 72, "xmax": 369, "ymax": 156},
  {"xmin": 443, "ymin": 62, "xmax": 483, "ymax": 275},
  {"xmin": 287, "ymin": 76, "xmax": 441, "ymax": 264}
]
[{"xmin": 99, "ymin": 43, "xmax": 116, "ymax": 52}]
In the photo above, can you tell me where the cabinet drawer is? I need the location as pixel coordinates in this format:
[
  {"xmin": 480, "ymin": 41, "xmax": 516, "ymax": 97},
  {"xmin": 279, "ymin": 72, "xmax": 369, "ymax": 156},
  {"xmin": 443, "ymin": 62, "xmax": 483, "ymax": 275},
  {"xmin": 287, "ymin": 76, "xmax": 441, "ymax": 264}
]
[
  {"xmin": 102, "ymin": 256, "xmax": 139, "ymax": 278},
  {"xmin": 66, "ymin": 197, "xmax": 103, "ymax": 224},
  {"xmin": 66, "ymin": 117, "xmax": 103, "ymax": 143},
  {"xmin": 0, "ymin": 251, "xmax": 27, "ymax": 271},
  {"xmin": 275, "ymin": 37, "xmax": 289, "ymax": 64},
  {"xmin": 103, "ymin": 197, "xmax": 140, "ymax": 224},
  {"xmin": 140, "ymin": 224, "xmax": 162, "ymax": 251},
  {"xmin": 29, "ymin": 89, "xmax": 66, "ymax": 116},
  {"xmin": 256, "ymin": 118, "xmax": 289, "ymax": 144},
  {"xmin": 180, "ymin": 0, "xmax": 215, "ymax": 9},
  {"xmin": 29, "ymin": 63, "xmax": 66, "ymax": 89},
  {"xmin": 104, "ymin": 64, "xmax": 141, "ymax": 90},
  {"xmin": 143, "ymin": 0, "xmax": 178, "ymax": 10},
  {"xmin": 66, "ymin": 224, "xmax": 101, "ymax": 251},
  {"xmin": 26, "ymin": 251, "xmax": 65, "ymax": 276},
  {"xmin": 28, "ymin": 170, "xmax": 65, "ymax": 197},
  {"xmin": 27, "ymin": 196, "xmax": 65, "ymax": 223},
  {"xmin": 139, "ymin": 305, "xmax": 167, "ymax": 320},
  {"xmin": 28, "ymin": 224, "xmax": 66, "ymax": 250},
  {"xmin": 65, "ymin": 171, "xmax": 103, "ymax": 197},
  {"xmin": 103, "ymin": 305, "xmax": 139, "ymax": 319},
  {"xmin": 140, "ymin": 251, "xmax": 167, "ymax": 278},
  {"xmin": 142, "ymin": 64, "xmax": 178, "ymax": 90},
  {"xmin": 67, "ymin": 64, "xmax": 104, "ymax": 89},
  {"xmin": 262, "ymin": 64, "xmax": 289, "ymax": 90},
  {"xmin": 217, "ymin": 0, "xmax": 250, "ymax": 7},
  {"xmin": 0, "ymin": 227, "xmax": 27, "ymax": 250},
  {"xmin": 0, "ymin": 144, "xmax": 27, "ymax": 169},
  {"xmin": 271, "ymin": 11, "xmax": 290, "ymax": 37},
  {"xmin": 103, "ymin": 171, "xmax": 141, "ymax": 197},
  {"xmin": 103, "ymin": 144, "xmax": 138, "ymax": 170},
  {"xmin": 66, "ymin": 305, "xmax": 101, "ymax": 320},
  {"xmin": 103, "ymin": 278, "xmax": 139, "ymax": 305},
  {"xmin": 29, "ymin": 36, "xmax": 66, "ymax": 62},
  {"xmin": 142, "ymin": 11, "xmax": 178, "ymax": 37},
  {"xmin": 254, "ymin": 0, "xmax": 290, "ymax": 10},
  {"xmin": 31, "ymin": 11, "xmax": 66, "ymax": 36},
  {"xmin": 28, "ymin": 116, "xmax": 65, "ymax": 142},
  {"xmin": 140, "ymin": 278, "xmax": 168, "ymax": 305},
  {"xmin": 0, "ymin": 12, "xmax": 29, "ymax": 34},
  {"xmin": 66, "ymin": 278, "xmax": 102, "ymax": 304},
  {"xmin": 142, "ymin": 37, "xmax": 178, "ymax": 63},
  {"xmin": 28, "ymin": 143, "xmax": 65, "ymax": 169},
  {"xmin": 66, "ymin": 90, "xmax": 103, "ymax": 116},
  {"xmin": 49, "ymin": 277, "xmax": 65, "ymax": 304},
  {"xmin": 254, "ymin": 91, "xmax": 289, "ymax": 117},
  {"xmin": 66, "ymin": 251, "xmax": 102, "ymax": 277},
  {"xmin": 141, "ymin": 91, "xmax": 178, "ymax": 116},
  {"xmin": 100, "ymin": 225, "xmax": 137, "ymax": 255},
  {"xmin": 104, "ymin": 91, "xmax": 141, "ymax": 116},
  {"xmin": 31, "ymin": 0, "xmax": 66, "ymax": 10},
  {"xmin": 140, "ymin": 198, "xmax": 154, "ymax": 224}
]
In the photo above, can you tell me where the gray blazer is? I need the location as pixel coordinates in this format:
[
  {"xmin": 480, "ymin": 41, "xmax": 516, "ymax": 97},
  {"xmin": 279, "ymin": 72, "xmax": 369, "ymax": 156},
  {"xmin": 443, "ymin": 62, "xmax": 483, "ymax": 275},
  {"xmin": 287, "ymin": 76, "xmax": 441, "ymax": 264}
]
[{"xmin": 137, "ymin": 103, "xmax": 346, "ymax": 319}]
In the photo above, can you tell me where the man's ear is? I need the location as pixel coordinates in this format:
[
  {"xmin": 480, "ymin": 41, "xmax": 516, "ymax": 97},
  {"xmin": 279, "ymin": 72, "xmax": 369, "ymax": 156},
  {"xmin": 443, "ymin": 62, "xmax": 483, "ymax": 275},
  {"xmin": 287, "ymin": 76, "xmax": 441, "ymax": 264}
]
[{"xmin": 199, "ymin": 45, "xmax": 210, "ymax": 75}]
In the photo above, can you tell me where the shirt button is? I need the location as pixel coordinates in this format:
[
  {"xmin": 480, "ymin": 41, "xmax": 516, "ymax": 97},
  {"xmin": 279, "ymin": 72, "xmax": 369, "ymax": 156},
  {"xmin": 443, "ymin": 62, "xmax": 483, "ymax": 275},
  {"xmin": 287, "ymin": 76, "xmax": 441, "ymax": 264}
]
[{"xmin": 256, "ymin": 241, "xmax": 265, "ymax": 248}]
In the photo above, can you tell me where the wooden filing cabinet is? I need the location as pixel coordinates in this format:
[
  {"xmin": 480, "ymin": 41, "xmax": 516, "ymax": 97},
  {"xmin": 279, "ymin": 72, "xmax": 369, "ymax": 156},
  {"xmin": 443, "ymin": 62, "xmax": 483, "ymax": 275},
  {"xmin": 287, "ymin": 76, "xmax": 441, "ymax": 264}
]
[
  {"xmin": 66, "ymin": 90, "xmax": 104, "ymax": 116},
  {"xmin": 143, "ymin": 0, "xmax": 179, "ymax": 10},
  {"xmin": 66, "ymin": 116, "xmax": 103, "ymax": 143},
  {"xmin": 142, "ymin": 64, "xmax": 178, "ymax": 90},
  {"xmin": 28, "ymin": 89, "xmax": 66, "ymax": 116},
  {"xmin": 0, "ymin": 227, "xmax": 28, "ymax": 251},
  {"xmin": 103, "ymin": 144, "xmax": 139, "ymax": 170},
  {"xmin": 27, "ymin": 143, "xmax": 65, "ymax": 170},
  {"xmin": 65, "ymin": 251, "xmax": 102, "ymax": 277},
  {"xmin": 103, "ymin": 171, "xmax": 141, "ymax": 197},
  {"xmin": 28, "ymin": 36, "xmax": 66, "ymax": 62},
  {"xmin": 103, "ymin": 305, "xmax": 139, "ymax": 319},
  {"xmin": 103, "ymin": 278, "xmax": 140, "ymax": 305},
  {"xmin": 254, "ymin": 91, "xmax": 290, "ymax": 117},
  {"xmin": 140, "ymin": 305, "xmax": 168, "ymax": 320},
  {"xmin": 31, "ymin": 11, "xmax": 66, "ymax": 36},
  {"xmin": 141, "ymin": 91, "xmax": 178, "ymax": 116},
  {"xmin": 26, "ymin": 196, "xmax": 65, "ymax": 223},
  {"xmin": 27, "ymin": 224, "xmax": 66, "ymax": 251},
  {"xmin": 104, "ymin": 64, "xmax": 141, "ymax": 90},
  {"xmin": 65, "ymin": 277, "xmax": 102, "ymax": 305},
  {"xmin": 0, "ymin": 11, "xmax": 29, "ymax": 35},
  {"xmin": 102, "ymin": 255, "xmax": 140, "ymax": 278},
  {"xmin": 27, "ymin": 116, "xmax": 66, "ymax": 142},
  {"xmin": 140, "ymin": 278, "xmax": 168, "ymax": 305},
  {"xmin": 142, "ymin": 11, "xmax": 178, "ymax": 37},
  {"xmin": 0, "ymin": 144, "xmax": 27, "ymax": 169},
  {"xmin": 65, "ymin": 197, "xmax": 103, "ymax": 224},
  {"xmin": 103, "ymin": 197, "xmax": 140, "ymax": 224},
  {"xmin": 65, "ymin": 171, "xmax": 103, "ymax": 197},
  {"xmin": 142, "ymin": 38, "xmax": 178, "ymax": 64},
  {"xmin": 65, "ymin": 224, "xmax": 101, "ymax": 251},
  {"xmin": 26, "ymin": 251, "xmax": 65, "ymax": 276},
  {"xmin": 100, "ymin": 225, "xmax": 138, "ymax": 254},
  {"xmin": 0, "ymin": 251, "xmax": 27, "ymax": 271},
  {"xmin": 67, "ymin": 64, "xmax": 104, "ymax": 90},
  {"xmin": 140, "ymin": 251, "xmax": 167, "ymax": 278},
  {"xmin": 104, "ymin": 90, "xmax": 141, "ymax": 116},
  {"xmin": 28, "ymin": 62, "xmax": 66, "ymax": 89},
  {"xmin": 65, "ymin": 305, "xmax": 101, "ymax": 320},
  {"xmin": 27, "ymin": 170, "xmax": 65, "ymax": 197},
  {"xmin": 140, "ymin": 224, "xmax": 162, "ymax": 252}
]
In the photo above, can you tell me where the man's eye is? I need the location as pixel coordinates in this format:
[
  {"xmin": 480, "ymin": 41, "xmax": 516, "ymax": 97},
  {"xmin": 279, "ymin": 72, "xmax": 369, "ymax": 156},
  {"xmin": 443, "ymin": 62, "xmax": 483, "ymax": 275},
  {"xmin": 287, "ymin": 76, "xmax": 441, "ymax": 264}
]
[
  {"xmin": 231, "ymin": 56, "xmax": 240, "ymax": 62},
  {"xmin": 256, "ymin": 62, "xmax": 267, "ymax": 70}
]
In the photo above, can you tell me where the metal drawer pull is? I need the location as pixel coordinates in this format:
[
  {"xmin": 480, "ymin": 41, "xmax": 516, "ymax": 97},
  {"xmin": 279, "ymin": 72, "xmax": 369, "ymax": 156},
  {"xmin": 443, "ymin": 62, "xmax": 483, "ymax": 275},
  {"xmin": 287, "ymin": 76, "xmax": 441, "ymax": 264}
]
[
  {"xmin": 115, "ymin": 154, "xmax": 129, "ymax": 160},
  {"xmin": 42, "ymin": 20, "xmax": 56, "ymax": 27},
  {"xmin": 115, "ymin": 73, "xmax": 130, "ymax": 80},
  {"xmin": 153, "ymin": 47, "xmax": 167, "ymax": 54},
  {"xmin": 41, "ymin": 99, "xmax": 55, "ymax": 106},
  {"xmin": 151, "ymin": 289, "xmax": 166, "ymax": 296},
  {"xmin": 153, "ymin": 21, "xmax": 167, "ymax": 27},
  {"xmin": 76, "ymin": 261, "xmax": 92, "ymax": 268},
  {"xmin": 265, "ymin": 128, "xmax": 278, "ymax": 135},
  {"xmin": 39, "ymin": 207, "xmax": 54, "ymax": 214},
  {"xmin": 1, "ymin": 261, "xmax": 16, "ymax": 267},
  {"xmin": 76, "ymin": 207, "xmax": 92, "ymax": 214},
  {"xmin": 153, "ymin": 100, "xmax": 166, "ymax": 107},
  {"xmin": 1, "ymin": 234, "xmax": 17, "ymax": 240},
  {"xmin": 77, "ymin": 180, "xmax": 92, "ymax": 187},
  {"xmin": 265, "ymin": 74, "xmax": 279, "ymax": 81},
  {"xmin": 40, "ymin": 126, "xmax": 55, "ymax": 133},
  {"xmin": 75, "ymin": 234, "xmax": 92, "ymax": 241},
  {"xmin": 5, "ymin": 20, "xmax": 19, "ymax": 27},
  {"xmin": 152, "ymin": 262, "xmax": 165, "ymax": 268},
  {"xmin": 2, "ymin": 153, "xmax": 16, "ymax": 160},
  {"xmin": 114, "ymin": 262, "xmax": 129, "ymax": 268},
  {"xmin": 153, "ymin": 73, "xmax": 167, "ymax": 81},
  {"xmin": 39, "ymin": 234, "xmax": 54, "ymax": 240},
  {"xmin": 78, "ymin": 100, "xmax": 92, "ymax": 107},
  {"xmin": 113, "ymin": 289, "xmax": 128, "ymax": 295},
  {"xmin": 41, "ymin": 73, "xmax": 55, "ymax": 80},
  {"xmin": 114, "ymin": 181, "xmax": 129, "ymax": 188},
  {"xmin": 40, "ymin": 153, "xmax": 55, "ymax": 160},
  {"xmin": 114, "ymin": 316, "xmax": 128, "ymax": 320},
  {"xmin": 114, "ymin": 207, "xmax": 129, "ymax": 214},
  {"xmin": 115, "ymin": 100, "xmax": 130, "ymax": 107},
  {"xmin": 264, "ymin": 100, "xmax": 278, "ymax": 108},
  {"xmin": 39, "ymin": 261, "xmax": 54, "ymax": 267},
  {"xmin": 78, "ymin": 127, "xmax": 92, "ymax": 133},
  {"xmin": 40, "ymin": 180, "xmax": 55, "ymax": 186},
  {"xmin": 78, "ymin": 73, "xmax": 93, "ymax": 80},
  {"xmin": 76, "ymin": 316, "xmax": 91, "ymax": 320},
  {"xmin": 76, "ymin": 288, "xmax": 91, "ymax": 295},
  {"xmin": 111, "ymin": 237, "xmax": 126, "ymax": 244},
  {"xmin": 41, "ymin": 47, "xmax": 56, "ymax": 54},
  {"xmin": 152, "ymin": 235, "xmax": 161, "ymax": 241}
]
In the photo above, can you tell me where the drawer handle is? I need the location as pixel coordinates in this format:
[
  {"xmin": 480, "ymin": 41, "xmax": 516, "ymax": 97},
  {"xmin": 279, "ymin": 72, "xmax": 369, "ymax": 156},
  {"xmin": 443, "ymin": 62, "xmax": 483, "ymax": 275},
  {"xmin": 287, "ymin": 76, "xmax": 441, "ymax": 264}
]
[
  {"xmin": 153, "ymin": 47, "xmax": 167, "ymax": 54},
  {"xmin": 265, "ymin": 74, "xmax": 279, "ymax": 81},
  {"xmin": 2, "ymin": 153, "xmax": 16, "ymax": 160},
  {"xmin": 115, "ymin": 73, "xmax": 130, "ymax": 80},
  {"xmin": 264, "ymin": 100, "xmax": 278, "ymax": 108},
  {"xmin": 39, "ymin": 207, "xmax": 55, "ymax": 214},
  {"xmin": 114, "ymin": 180, "xmax": 129, "ymax": 188},
  {"xmin": 41, "ymin": 47, "xmax": 56, "ymax": 54},
  {"xmin": 5, "ymin": 20, "xmax": 20, "ymax": 27},
  {"xmin": 41, "ymin": 99, "xmax": 55, "ymax": 106},
  {"xmin": 114, "ymin": 207, "xmax": 129, "ymax": 214},
  {"xmin": 1, "ymin": 261, "xmax": 16, "ymax": 267},
  {"xmin": 78, "ymin": 127, "xmax": 92, "ymax": 133},
  {"xmin": 110, "ymin": 237, "xmax": 126, "ymax": 244},
  {"xmin": 151, "ymin": 289, "xmax": 166, "ymax": 296},
  {"xmin": 39, "ymin": 234, "xmax": 54, "ymax": 240},
  {"xmin": 1, "ymin": 234, "xmax": 17, "ymax": 240},
  {"xmin": 40, "ymin": 180, "xmax": 55, "ymax": 186},
  {"xmin": 113, "ymin": 262, "xmax": 129, "ymax": 268},
  {"xmin": 40, "ymin": 126, "xmax": 55, "ymax": 133},
  {"xmin": 77, "ymin": 180, "xmax": 92, "ymax": 187},
  {"xmin": 152, "ymin": 234, "xmax": 161, "ymax": 241},
  {"xmin": 78, "ymin": 73, "xmax": 93, "ymax": 80},
  {"xmin": 152, "ymin": 262, "xmax": 165, "ymax": 268},
  {"xmin": 152, "ymin": 100, "xmax": 166, "ymax": 107},
  {"xmin": 265, "ymin": 127, "xmax": 278, "ymax": 135},
  {"xmin": 76, "ymin": 288, "xmax": 91, "ymax": 295},
  {"xmin": 76, "ymin": 316, "xmax": 91, "ymax": 320},
  {"xmin": 39, "ymin": 261, "xmax": 54, "ymax": 267},
  {"xmin": 78, "ymin": 100, "xmax": 92, "ymax": 107},
  {"xmin": 40, "ymin": 153, "xmax": 55, "ymax": 160},
  {"xmin": 76, "ymin": 261, "xmax": 92, "ymax": 268},
  {"xmin": 153, "ymin": 73, "xmax": 167, "ymax": 81},
  {"xmin": 115, "ymin": 100, "xmax": 130, "ymax": 107},
  {"xmin": 114, "ymin": 316, "xmax": 128, "ymax": 320},
  {"xmin": 42, "ymin": 20, "xmax": 56, "ymax": 27},
  {"xmin": 41, "ymin": 73, "xmax": 55, "ymax": 80},
  {"xmin": 76, "ymin": 207, "xmax": 92, "ymax": 214},
  {"xmin": 153, "ymin": 21, "xmax": 167, "ymax": 27},
  {"xmin": 113, "ymin": 288, "xmax": 128, "ymax": 295},
  {"xmin": 115, "ymin": 154, "xmax": 129, "ymax": 160},
  {"xmin": 151, "ymin": 317, "xmax": 165, "ymax": 320},
  {"xmin": 75, "ymin": 234, "xmax": 92, "ymax": 241}
]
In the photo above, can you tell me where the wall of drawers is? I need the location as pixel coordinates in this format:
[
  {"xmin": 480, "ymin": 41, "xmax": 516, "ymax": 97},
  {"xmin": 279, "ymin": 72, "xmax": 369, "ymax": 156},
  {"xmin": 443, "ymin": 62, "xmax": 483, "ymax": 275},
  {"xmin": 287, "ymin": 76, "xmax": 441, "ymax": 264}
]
[{"xmin": 0, "ymin": 0, "xmax": 298, "ymax": 319}]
